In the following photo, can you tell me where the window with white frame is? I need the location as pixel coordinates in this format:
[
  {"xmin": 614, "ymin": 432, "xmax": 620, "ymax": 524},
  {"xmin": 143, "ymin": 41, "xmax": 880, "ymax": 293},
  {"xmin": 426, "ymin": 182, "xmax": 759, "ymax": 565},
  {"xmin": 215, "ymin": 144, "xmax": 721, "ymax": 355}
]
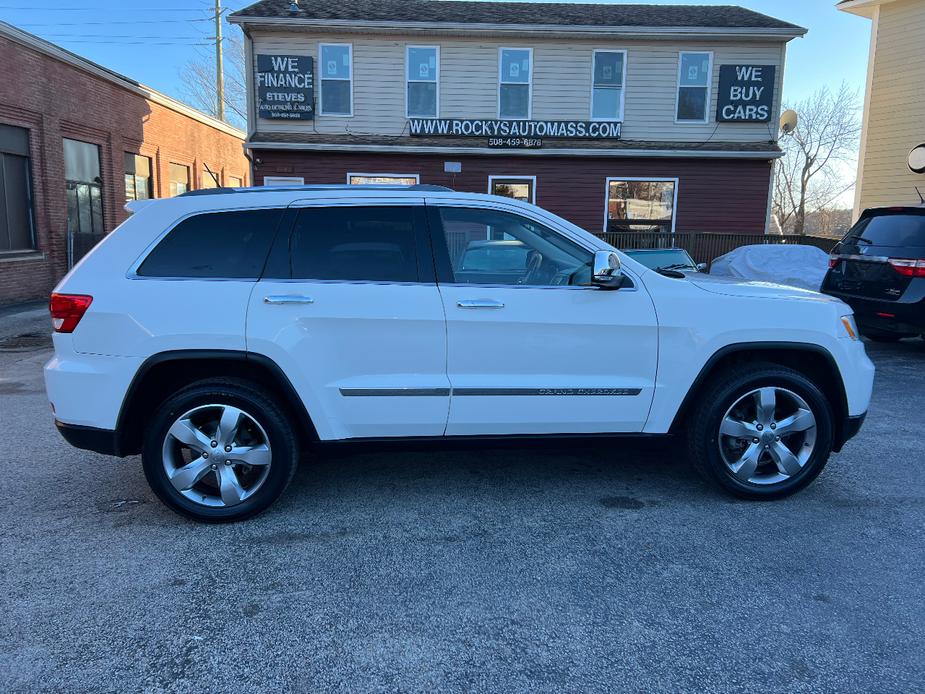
[
  {"xmin": 606, "ymin": 178, "xmax": 677, "ymax": 234},
  {"xmin": 320, "ymin": 43, "xmax": 352, "ymax": 116},
  {"xmin": 676, "ymin": 52, "xmax": 712, "ymax": 122},
  {"xmin": 406, "ymin": 46, "xmax": 439, "ymax": 118},
  {"xmin": 498, "ymin": 48, "xmax": 532, "ymax": 119},
  {"xmin": 348, "ymin": 173, "xmax": 420, "ymax": 185},
  {"xmin": 591, "ymin": 50, "xmax": 625, "ymax": 121}
]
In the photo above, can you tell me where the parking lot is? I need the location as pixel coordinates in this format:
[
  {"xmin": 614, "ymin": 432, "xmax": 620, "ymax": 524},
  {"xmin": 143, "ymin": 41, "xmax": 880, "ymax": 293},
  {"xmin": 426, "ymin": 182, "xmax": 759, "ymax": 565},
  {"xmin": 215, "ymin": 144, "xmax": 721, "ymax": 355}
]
[{"xmin": 1, "ymin": 327, "xmax": 923, "ymax": 692}]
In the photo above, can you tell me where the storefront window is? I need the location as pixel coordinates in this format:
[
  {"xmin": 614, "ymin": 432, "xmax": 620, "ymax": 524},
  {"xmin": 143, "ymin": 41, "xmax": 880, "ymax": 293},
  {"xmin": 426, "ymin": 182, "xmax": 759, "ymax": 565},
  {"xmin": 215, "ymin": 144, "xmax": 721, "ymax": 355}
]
[
  {"xmin": 0, "ymin": 124, "xmax": 36, "ymax": 253},
  {"xmin": 606, "ymin": 179, "xmax": 677, "ymax": 233},
  {"xmin": 63, "ymin": 138, "xmax": 104, "ymax": 235},
  {"xmin": 499, "ymin": 48, "xmax": 532, "ymax": 119},
  {"xmin": 490, "ymin": 176, "xmax": 535, "ymax": 204},
  {"xmin": 124, "ymin": 153, "xmax": 152, "ymax": 201},
  {"xmin": 676, "ymin": 52, "xmax": 712, "ymax": 122},
  {"xmin": 201, "ymin": 166, "xmax": 220, "ymax": 189},
  {"xmin": 591, "ymin": 51, "xmax": 625, "ymax": 121},
  {"xmin": 348, "ymin": 174, "xmax": 419, "ymax": 185},
  {"xmin": 320, "ymin": 43, "xmax": 352, "ymax": 116},
  {"xmin": 169, "ymin": 163, "xmax": 190, "ymax": 197},
  {"xmin": 406, "ymin": 46, "xmax": 439, "ymax": 118}
]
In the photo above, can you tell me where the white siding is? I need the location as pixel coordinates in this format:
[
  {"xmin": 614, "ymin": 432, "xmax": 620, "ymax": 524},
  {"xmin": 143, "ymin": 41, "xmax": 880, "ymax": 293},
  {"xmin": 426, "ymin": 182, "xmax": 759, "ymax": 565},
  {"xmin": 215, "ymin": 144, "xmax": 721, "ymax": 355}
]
[
  {"xmin": 856, "ymin": 0, "xmax": 925, "ymax": 211},
  {"xmin": 251, "ymin": 31, "xmax": 785, "ymax": 143}
]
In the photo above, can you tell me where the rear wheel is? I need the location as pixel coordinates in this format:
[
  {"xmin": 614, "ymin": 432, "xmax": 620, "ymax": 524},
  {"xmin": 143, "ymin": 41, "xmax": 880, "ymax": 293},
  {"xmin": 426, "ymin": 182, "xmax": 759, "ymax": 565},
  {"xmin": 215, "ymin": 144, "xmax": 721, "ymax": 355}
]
[
  {"xmin": 142, "ymin": 378, "xmax": 299, "ymax": 522},
  {"xmin": 687, "ymin": 364, "xmax": 834, "ymax": 499}
]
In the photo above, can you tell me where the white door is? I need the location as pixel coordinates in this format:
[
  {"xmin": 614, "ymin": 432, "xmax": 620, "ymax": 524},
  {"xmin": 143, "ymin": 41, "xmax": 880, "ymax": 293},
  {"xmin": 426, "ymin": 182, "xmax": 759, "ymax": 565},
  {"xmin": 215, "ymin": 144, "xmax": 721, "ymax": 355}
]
[
  {"xmin": 429, "ymin": 202, "xmax": 658, "ymax": 436},
  {"xmin": 246, "ymin": 202, "xmax": 450, "ymax": 440}
]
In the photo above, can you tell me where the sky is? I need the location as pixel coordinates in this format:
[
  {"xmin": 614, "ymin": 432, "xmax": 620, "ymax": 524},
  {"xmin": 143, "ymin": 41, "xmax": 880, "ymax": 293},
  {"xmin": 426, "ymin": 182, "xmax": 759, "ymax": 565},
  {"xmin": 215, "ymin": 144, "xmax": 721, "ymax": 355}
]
[{"xmin": 1, "ymin": 0, "xmax": 871, "ymax": 204}]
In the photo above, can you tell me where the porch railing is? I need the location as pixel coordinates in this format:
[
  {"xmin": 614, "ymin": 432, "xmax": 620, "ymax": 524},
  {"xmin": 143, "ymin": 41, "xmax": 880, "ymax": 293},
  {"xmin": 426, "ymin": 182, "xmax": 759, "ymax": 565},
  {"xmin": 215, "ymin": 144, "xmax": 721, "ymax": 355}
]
[{"xmin": 597, "ymin": 231, "xmax": 838, "ymax": 268}]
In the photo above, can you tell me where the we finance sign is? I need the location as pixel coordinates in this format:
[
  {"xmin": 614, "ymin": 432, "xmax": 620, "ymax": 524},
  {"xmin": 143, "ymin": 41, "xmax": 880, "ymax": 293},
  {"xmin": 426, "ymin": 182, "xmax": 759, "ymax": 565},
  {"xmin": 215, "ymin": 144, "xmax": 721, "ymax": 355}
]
[{"xmin": 256, "ymin": 54, "xmax": 314, "ymax": 120}]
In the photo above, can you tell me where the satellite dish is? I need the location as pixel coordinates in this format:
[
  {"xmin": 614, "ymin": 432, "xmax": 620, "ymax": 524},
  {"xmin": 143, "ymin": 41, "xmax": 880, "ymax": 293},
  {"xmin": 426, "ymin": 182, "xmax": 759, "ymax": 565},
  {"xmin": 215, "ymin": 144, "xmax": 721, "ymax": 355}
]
[
  {"xmin": 779, "ymin": 109, "xmax": 798, "ymax": 134},
  {"xmin": 909, "ymin": 144, "xmax": 925, "ymax": 174}
]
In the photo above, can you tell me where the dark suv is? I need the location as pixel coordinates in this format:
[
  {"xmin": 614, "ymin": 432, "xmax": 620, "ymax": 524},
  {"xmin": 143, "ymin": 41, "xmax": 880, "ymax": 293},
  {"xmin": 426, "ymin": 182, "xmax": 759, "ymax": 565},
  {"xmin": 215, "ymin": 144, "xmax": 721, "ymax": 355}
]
[{"xmin": 822, "ymin": 206, "xmax": 925, "ymax": 341}]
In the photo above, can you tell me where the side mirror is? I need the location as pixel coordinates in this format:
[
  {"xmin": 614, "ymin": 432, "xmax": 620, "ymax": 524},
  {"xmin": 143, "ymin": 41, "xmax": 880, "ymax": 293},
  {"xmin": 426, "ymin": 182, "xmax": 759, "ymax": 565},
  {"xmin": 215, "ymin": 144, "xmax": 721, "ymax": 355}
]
[
  {"xmin": 591, "ymin": 250, "xmax": 624, "ymax": 290},
  {"xmin": 696, "ymin": 262, "xmax": 708, "ymax": 272}
]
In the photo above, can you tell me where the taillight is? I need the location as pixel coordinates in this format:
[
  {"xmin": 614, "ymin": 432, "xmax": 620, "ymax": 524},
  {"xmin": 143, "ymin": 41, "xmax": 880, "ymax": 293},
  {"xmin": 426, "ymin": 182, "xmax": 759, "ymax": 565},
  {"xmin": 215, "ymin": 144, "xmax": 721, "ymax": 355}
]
[
  {"xmin": 49, "ymin": 293, "xmax": 93, "ymax": 333},
  {"xmin": 887, "ymin": 258, "xmax": 925, "ymax": 278},
  {"xmin": 828, "ymin": 255, "xmax": 840, "ymax": 270}
]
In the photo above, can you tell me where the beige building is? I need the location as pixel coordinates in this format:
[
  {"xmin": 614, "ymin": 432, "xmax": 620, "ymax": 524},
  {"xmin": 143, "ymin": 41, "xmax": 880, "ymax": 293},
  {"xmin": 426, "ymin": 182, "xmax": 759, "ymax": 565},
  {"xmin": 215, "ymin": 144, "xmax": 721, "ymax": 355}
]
[{"xmin": 839, "ymin": 0, "xmax": 925, "ymax": 216}]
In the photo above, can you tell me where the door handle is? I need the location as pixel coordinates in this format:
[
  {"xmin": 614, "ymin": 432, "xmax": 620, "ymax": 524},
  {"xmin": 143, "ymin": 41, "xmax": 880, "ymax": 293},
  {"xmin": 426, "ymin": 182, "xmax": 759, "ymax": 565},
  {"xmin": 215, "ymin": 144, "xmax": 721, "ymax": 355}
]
[
  {"xmin": 263, "ymin": 295, "xmax": 314, "ymax": 305},
  {"xmin": 457, "ymin": 299, "xmax": 504, "ymax": 309}
]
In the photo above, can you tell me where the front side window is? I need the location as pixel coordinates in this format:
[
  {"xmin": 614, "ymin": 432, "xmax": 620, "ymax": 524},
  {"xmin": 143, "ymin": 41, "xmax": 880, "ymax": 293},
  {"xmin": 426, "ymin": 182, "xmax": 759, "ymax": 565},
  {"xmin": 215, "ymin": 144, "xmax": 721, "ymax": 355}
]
[
  {"xmin": 606, "ymin": 179, "xmax": 676, "ymax": 234},
  {"xmin": 124, "ymin": 153, "xmax": 152, "ymax": 201},
  {"xmin": 287, "ymin": 206, "xmax": 419, "ymax": 282},
  {"xmin": 63, "ymin": 138, "xmax": 104, "ymax": 235},
  {"xmin": 320, "ymin": 43, "xmax": 352, "ymax": 116},
  {"xmin": 137, "ymin": 209, "xmax": 282, "ymax": 278},
  {"xmin": 348, "ymin": 173, "xmax": 419, "ymax": 186},
  {"xmin": 499, "ymin": 48, "xmax": 532, "ymax": 119},
  {"xmin": 591, "ymin": 51, "xmax": 625, "ymax": 121},
  {"xmin": 0, "ymin": 124, "xmax": 36, "ymax": 253},
  {"xmin": 169, "ymin": 163, "xmax": 190, "ymax": 197},
  {"xmin": 676, "ymin": 52, "xmax": 712, "ymax": 122},
  {"xmin": 406, "ymin": 46, "xmax": 438, "ymax": 118},
  {"xmin": 438, "ymin": 207, "xmax": 591, "ymax": 286}
]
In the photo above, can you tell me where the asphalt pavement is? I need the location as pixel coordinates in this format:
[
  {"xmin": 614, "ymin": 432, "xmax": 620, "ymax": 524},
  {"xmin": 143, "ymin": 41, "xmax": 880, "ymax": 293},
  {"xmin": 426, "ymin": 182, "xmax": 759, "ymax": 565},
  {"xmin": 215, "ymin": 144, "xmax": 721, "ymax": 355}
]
[{"xmin": 1, "ymin": 323, "xmax": 923, "ymax": 693}]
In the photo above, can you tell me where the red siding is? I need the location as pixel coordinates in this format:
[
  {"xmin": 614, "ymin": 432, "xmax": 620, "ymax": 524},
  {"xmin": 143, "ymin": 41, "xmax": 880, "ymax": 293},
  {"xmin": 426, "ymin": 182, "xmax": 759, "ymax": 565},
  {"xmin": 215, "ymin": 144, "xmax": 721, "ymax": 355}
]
[
  {"xmin": 254, "ymin": 151, "xmax": 773, "ymax": 235},
  {"xmin": 0, "ymin": 35, "xmax": 247, "ymax": 304}
]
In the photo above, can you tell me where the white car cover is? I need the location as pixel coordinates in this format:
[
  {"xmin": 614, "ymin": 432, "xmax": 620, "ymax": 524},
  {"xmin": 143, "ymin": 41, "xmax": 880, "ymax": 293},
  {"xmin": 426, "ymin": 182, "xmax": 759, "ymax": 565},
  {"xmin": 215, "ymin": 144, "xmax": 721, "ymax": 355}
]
[{"xmin": 709, "ymin": 244, "xmax": 830, "ymax": 291}]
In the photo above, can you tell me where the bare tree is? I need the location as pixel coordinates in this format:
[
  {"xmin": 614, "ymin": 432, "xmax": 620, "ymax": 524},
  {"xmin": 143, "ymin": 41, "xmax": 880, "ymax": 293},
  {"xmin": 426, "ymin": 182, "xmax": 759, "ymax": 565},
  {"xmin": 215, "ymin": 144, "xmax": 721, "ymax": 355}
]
[
  {"xmin": 773, "ymin": 83, "xmax": 861, "ymax": 234},
  {"xmin": 178, "ymin": 30, "xmax": 247, "ymax": 129}
]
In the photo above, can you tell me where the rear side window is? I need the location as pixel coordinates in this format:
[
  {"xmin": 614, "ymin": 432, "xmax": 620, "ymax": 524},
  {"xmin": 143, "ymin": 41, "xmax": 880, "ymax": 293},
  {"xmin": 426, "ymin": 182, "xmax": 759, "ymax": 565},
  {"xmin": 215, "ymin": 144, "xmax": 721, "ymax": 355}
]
[
  {"xmin": 842, "ymin": 212, "xmax": 925, "ymax": 248},
  {"xmin": 287, "ymin": 206, "xmax": 419, "ymax": 282},
  {"xmin": 136, "ymin": 209, "xmax": 282, "ymax": 278}
]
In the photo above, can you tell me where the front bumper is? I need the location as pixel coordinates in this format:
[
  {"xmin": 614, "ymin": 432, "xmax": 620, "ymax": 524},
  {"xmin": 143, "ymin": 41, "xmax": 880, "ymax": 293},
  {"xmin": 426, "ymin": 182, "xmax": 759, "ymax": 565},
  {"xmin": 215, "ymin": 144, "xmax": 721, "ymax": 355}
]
[{"xmin": 833, "ymin": 411, "xmax": 867, "ymax": 453}]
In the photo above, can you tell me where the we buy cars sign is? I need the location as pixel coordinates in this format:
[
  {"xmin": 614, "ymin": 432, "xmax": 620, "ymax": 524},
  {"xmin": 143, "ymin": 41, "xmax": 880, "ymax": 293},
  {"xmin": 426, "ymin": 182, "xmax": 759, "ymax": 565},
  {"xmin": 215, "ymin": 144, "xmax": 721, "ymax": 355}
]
[{"xmin": 716, "ymin": 64, "xmax": 776, "ymax": 122}]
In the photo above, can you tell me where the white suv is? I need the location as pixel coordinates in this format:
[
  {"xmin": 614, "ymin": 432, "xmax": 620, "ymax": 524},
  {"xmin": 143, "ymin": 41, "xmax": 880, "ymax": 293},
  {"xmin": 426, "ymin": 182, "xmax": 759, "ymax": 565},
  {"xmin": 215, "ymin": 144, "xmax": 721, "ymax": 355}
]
[{"xmin": 45, "ymin": 185, "xmax": 874, "ymax": 522}]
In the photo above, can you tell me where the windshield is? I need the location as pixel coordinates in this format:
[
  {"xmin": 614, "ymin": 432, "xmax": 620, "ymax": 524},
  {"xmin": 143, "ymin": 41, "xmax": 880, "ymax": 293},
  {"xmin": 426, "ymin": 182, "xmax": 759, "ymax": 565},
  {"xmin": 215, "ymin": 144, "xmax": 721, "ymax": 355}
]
[
  {"xmin": 623, "ymin": 249, "xmax": 696, "ymax": 270},
  {"xmin": 841, "ymin": 212, "xmax": 925, "ymax": 248}
]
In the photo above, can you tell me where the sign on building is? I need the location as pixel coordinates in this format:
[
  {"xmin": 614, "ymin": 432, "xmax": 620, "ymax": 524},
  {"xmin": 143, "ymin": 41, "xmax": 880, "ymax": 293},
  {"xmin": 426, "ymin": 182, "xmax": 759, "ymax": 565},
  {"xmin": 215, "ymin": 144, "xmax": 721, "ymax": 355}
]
[
  {"xmin": 716, "ymin": 65, "xmax": 776, "ymax": 122},
  {"xmin": 409, "ymin": 119, "xmax": 621, "ymax": 142},
  {"xmin": 256, "ymin": 54, "xmax": 314, "ymax": 120}
]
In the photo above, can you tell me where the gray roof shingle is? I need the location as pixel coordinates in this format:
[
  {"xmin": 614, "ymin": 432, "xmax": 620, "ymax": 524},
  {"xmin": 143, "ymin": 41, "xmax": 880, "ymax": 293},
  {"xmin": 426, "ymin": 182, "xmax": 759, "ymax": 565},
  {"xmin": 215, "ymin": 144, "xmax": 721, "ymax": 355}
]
[{"xmin": 231, "ymin": 0, "xmax": 802, "ymax": 31}]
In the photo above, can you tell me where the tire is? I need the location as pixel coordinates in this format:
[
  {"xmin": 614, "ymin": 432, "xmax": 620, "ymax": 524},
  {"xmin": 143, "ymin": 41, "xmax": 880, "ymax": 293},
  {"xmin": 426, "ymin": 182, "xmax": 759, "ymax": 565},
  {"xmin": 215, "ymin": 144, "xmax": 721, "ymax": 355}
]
[
  {"xmin": 142, "ymin": 378, "xmax": 299, "ymax": 522},
  {"xmin": 860, "ymin": 329, "xmax": 905, "ymax": 342},
  {"xmin": 687, "ymin": 363, "xmax": 834, "ymax": 500}
]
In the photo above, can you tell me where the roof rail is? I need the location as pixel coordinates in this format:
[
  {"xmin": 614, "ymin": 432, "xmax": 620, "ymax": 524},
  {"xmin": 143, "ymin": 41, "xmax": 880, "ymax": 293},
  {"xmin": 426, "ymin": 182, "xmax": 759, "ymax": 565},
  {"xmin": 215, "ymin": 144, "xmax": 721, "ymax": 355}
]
[{"xmin": 179, "ymin": 183, "xmax": 454, "ymax": 197}]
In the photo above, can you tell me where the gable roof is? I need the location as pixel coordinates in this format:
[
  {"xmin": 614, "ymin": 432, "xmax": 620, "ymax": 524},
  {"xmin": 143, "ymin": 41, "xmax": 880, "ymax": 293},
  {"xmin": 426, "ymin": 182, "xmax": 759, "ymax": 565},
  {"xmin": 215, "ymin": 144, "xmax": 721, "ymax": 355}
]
[{"xmin": 231, "ymin": 0, "xmax": 804, "ymax": 36}]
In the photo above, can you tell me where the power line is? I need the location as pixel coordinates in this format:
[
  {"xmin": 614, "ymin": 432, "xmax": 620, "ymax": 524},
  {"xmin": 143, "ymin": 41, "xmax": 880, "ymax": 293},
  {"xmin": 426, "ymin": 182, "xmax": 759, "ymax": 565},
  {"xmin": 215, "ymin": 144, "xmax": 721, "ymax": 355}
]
[{"xmin": 0, "ymin": 5, "xmax": 213, "ymax": 11}]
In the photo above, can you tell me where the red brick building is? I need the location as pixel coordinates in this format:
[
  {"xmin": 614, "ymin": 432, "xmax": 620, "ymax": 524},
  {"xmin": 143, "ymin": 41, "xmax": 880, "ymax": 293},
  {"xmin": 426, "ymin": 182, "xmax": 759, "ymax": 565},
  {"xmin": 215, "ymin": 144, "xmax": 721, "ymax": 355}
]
[{"xmin": 0, "ymin": 22, "xmax": 249, "ymax": 304}]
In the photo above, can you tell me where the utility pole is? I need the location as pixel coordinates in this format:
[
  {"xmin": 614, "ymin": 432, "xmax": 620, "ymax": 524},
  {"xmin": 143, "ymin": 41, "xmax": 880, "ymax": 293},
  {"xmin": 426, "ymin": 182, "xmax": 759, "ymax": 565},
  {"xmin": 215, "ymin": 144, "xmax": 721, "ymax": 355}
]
[{"xmin": 214, "ymin": 0, "xmax": 225, "ymax": 121}]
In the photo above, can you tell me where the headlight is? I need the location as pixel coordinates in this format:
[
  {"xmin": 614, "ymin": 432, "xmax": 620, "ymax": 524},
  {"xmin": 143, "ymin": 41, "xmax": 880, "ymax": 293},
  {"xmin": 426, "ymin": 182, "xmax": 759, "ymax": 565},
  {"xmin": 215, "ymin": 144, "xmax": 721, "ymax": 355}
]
[{"xmin": 840, "ymin": 314, "xmax": 858, "ymax": 340}]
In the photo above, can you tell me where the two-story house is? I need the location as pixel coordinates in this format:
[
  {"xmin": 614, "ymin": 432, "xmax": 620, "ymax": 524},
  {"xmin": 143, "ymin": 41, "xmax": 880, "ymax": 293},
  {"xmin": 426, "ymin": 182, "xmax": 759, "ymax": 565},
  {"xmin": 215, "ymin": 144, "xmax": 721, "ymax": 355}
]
[{"xmin": 230, "ymin": 0, "xmax": 805, "ymax": 236}]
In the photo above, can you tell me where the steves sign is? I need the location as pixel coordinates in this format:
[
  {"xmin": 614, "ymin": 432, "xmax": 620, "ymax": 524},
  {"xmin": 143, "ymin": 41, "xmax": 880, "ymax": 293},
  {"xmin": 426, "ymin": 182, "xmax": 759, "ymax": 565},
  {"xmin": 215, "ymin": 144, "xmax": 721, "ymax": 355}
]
[
  {"xmin": 716, "ymin": 65, "xmax": 776, "ymax": 122},
  {"xmin": 409, "ymin": 118, "xmax": 622, "ymax": 140},
  {"xmin": 256, "ymin": 54, "xmax": 314, "ymax": 120}
]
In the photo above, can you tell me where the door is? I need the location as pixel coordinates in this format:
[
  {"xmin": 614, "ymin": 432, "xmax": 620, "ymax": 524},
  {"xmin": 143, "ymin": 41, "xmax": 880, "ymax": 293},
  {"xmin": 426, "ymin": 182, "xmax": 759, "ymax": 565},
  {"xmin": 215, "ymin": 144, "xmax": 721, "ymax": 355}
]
[
  {"xmin": 247, "ymin": 201, "xmax": 450, "ymax": 440},
  {"xmin": 429, "ymin": 202, "xmax": 658, "ymax": 436}
]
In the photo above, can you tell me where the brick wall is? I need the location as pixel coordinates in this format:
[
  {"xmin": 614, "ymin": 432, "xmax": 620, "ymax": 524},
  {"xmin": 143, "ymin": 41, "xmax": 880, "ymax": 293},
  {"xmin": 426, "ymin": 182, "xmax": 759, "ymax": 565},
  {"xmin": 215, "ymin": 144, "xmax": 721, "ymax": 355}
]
[
  {"xmin": 0, "ymin": 34, "xmax": 248, "ymax": 304},
  {"xmin": 253, "ymin": 150, "xmax": 773, "ymax": 236}
]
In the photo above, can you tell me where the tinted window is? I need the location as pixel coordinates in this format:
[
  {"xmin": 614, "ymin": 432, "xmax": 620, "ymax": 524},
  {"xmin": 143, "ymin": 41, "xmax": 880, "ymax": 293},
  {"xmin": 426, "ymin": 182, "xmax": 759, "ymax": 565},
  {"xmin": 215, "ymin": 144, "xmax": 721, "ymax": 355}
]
[
  {"xmin": 137, "ymin": 209, "xmax": 282, "ymax": 278},
  {"xmin": 288, "ymin": 206, "xmax": 419, "ymax": 282},
  {"xmin": 842, "ymin": 213, "xmax": 925, "ymax": 248}
]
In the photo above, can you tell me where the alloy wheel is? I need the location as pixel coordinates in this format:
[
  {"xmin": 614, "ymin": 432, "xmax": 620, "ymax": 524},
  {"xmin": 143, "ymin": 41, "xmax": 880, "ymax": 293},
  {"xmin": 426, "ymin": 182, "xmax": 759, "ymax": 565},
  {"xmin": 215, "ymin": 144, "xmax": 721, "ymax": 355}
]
[
  {"xmin": 717, "ymin": 387, "xmax": 817, "ymax": 486},
  {"xmin": 161, "ymin": 404, "xmax": 273, "ymax": 508}
]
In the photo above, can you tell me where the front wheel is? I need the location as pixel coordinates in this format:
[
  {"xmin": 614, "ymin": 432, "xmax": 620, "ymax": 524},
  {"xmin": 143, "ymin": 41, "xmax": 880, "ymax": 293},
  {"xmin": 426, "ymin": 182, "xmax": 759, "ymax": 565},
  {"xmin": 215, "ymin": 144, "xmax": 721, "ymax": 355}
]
[
  {"xmin": 687, "ymin": 364, "xmax": 834, "ymax": 499},
  {"xmin": 142, "ymin": 378, "xmax": 299, "ymax": 522}
]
